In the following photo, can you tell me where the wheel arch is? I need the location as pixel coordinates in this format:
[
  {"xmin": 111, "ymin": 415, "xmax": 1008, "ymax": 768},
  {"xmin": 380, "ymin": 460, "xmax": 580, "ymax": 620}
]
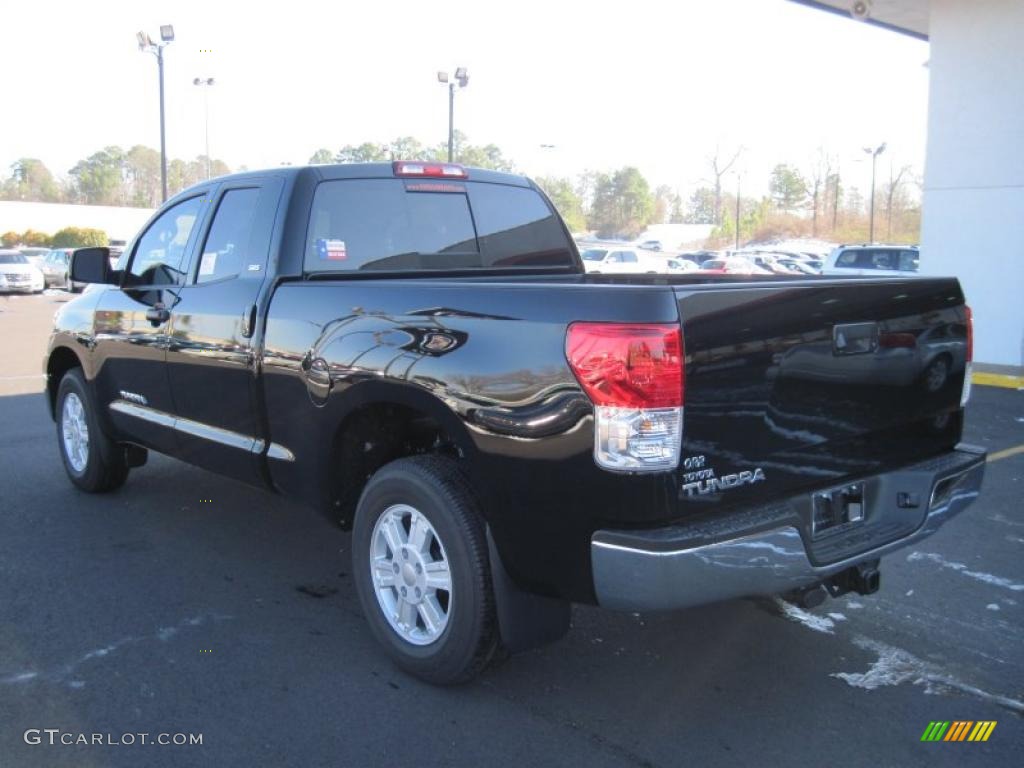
[
  {"xmin": 45, "ymin": 345, "xmax": 85, "ymax": 420},
  {"xmin": 321, "ymin": 382, "xmax": 479, "ymax": 529}
]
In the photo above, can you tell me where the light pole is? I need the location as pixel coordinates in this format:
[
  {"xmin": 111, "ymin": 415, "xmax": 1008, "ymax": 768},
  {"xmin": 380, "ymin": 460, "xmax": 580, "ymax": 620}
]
[
  {"xmin": 437, "ymin": 68, "xmax": 469, "ymax": 162},
  {"xmin": 137, "ymin": 25, "xmax": 175, "ymax": 202},
  {"xmin": 734, "ymin": 172, "xmax": 742, "ymax": 251},
  {"xmin": 193, "ymin": 77, "xmax": 215, "ymax": 179},
  {"xmin": 862, "ymin": 142, "xmax": 886, "ymax": 242}
]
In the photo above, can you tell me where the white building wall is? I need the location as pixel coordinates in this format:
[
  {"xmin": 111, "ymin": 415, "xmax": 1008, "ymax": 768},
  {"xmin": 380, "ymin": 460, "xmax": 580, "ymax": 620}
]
[
  {"xmin": 920, "ymin": 0, "xmax": 1024, "ymax": 369},
  {"xmin": 0, "ymin": 201, "xmax": 154, "ymax": 244}
]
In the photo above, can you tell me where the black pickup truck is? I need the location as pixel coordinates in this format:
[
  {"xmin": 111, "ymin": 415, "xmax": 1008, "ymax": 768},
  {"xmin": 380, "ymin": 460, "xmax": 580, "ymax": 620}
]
[{"xmin": 47, "ymin": 161, "xmax": 985, "ymax": 684}]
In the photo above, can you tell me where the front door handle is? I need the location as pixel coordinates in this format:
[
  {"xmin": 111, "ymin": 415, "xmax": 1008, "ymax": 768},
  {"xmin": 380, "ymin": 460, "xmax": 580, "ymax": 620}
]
[{"xmin": 146, "ymin": 304, "xmax": 170, "ymax": 326}]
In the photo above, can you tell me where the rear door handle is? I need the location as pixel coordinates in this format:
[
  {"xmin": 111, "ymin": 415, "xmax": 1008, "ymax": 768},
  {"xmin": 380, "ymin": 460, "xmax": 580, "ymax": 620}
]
[{"xmin": 146, "ymin": 304, "xmax": 170, "ymax": 326}]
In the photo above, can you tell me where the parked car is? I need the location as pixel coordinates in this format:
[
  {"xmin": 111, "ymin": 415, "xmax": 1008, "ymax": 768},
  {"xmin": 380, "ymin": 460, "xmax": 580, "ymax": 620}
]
[
  {"xmin": 18, "ymin": 247, "xmax": 50, "ymax": 267},
  {"xmin": 666, "ymin": 257, "xmax": 699, "ymax": 273},
  {"xmin": 42, "ymin": 247, "xmax": 125, "ymax": 291},
  {"xmin": 40, "ymin": 248, "xmax": 77, "ymax": 289},
  {"xmin": 580, "ymin": 247, "xmax": 660, "ymax": 273},
  {"xmin": 697, "ymin": 256, "xmax": 772, "ymax": 275},
  {"xmin": 638, "ymin": 240, "xmax": 663, "ymax": 251},
  {"xmin": 0, "ymin": 250, "xmax": 46, "ymax": 293},
  {"xmin": 776, "ymin": 258, "xmax": 820, "ymax": 276},
  {"xmin": 744, "ymin": 253, "xmax": 801, "ymax": 275},
  {"xmin": 822, "ymin": 245, "xmax": 920, "ymax": 277},
  {"xmin": 48, "ymin": 161, "xmax": 984, "ymax": 684}
]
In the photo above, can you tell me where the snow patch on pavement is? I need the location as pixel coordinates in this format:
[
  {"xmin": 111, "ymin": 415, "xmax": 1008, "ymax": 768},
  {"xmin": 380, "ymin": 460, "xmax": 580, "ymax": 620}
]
[
  {"xmin": 0, "ymin": 613, "xmax": 232, "ymax": 686},
  {"xmin": 832, "ymin": 636, "xmax": 1024, "ymax": 714},
  {"xmin": 907, "ymin": 551, "xmax": 1024, "ymax": 592},
  {"xmin": 986, "ymin": 603, "xmax": 1000, "ymax": 611},
  {"xmin": 827, "ymin": 612, "xmax": 847, "ymax": 622},
  {"xmin": 1, "ymin": 672, "xmax": 38, "ymax": 684},
  {"xmin": 773, "ymin": 597, "xmax": 835, "ymax": 634}
]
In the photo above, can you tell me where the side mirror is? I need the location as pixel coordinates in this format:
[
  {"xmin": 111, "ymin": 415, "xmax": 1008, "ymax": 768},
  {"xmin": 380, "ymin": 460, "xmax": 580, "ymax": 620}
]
[{"xmin": 70, "ymin": 247, "xmax": 117, "ymax": 285}]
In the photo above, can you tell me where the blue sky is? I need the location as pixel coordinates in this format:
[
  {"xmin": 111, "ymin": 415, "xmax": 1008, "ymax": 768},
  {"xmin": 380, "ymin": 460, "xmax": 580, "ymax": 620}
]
[{"xmin": 5, "ymin": 0, "xmax": 929, "ymax": 197}]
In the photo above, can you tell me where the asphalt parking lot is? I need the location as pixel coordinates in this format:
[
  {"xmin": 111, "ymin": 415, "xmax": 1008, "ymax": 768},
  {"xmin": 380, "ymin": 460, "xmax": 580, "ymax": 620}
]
[{"xmin": 1, "ymin": 291, "xmax": 1021, "ymax": 767}]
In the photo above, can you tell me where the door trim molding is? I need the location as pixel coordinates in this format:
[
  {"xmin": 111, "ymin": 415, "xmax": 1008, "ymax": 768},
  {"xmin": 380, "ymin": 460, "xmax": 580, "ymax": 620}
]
[{"xmin": 109, "ymin": 400, "xmax": 293, "ymax": 460}]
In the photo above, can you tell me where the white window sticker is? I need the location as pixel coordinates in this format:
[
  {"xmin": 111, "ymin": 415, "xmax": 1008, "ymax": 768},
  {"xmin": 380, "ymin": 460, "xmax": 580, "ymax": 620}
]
[{"xmin": 199, "ymin": 252, "xmax": 217, "ymax": 276}]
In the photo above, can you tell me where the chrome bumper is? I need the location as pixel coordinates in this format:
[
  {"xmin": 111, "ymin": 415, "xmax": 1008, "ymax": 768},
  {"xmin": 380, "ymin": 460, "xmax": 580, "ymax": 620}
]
[{"xmin": 591, "ymin": 445, "xmax": 986, "ymax": 611}]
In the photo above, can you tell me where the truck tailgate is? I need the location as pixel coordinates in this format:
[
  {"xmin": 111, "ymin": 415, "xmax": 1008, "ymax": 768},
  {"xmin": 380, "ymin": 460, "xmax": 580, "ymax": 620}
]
[{"xmin": 676, "ymin": 277, "xmax": 970, "ymax": 510}]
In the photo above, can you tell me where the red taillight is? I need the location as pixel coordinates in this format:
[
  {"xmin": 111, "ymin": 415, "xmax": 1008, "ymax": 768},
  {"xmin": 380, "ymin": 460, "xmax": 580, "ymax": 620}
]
[
  {"xmin": 965, "ymin": 305, "xmax": 973, "ymax": 362},
  {"xmin": 392, "ymin": 161, "xmax": 468, "ymax": 179},
  {"xmin": 879, "ymin": 332, "xmax": 917, "ymax": 349},
  {"xmin": 566, "ymin": 323, "xmax": 683, "ymax": 408}
]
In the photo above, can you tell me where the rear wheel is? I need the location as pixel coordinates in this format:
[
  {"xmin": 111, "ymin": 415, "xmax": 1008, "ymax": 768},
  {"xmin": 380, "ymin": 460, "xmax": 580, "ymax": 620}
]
[
  {"xmin": 56, "ymin": 369, "xmax": 128, "ymax": 492},
  {"xmin": 352, "ymin": 456, "xmax": 497, "ymax": 684}
]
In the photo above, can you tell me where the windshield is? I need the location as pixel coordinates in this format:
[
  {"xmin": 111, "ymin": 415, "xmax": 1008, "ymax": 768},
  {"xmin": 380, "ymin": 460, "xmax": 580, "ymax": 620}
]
[
  {"xmin": 0, "ymin": 253, "xmax": 29, "ymax": 264},
  {"xmin": 579, "ymin": 248, "xmax": 608, "ymax": 261}
]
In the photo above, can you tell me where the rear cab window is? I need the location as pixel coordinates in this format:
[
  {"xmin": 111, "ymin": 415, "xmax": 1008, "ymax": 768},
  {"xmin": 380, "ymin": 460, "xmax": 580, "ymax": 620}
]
[{"xmin": 304, "ymin": 179, "xmax": 574, "ymax": 273}]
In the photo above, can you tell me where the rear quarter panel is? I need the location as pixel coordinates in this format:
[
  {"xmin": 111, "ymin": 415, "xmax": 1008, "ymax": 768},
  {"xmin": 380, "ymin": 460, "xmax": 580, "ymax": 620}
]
[{"xmin": 261, "ymin": 278, "xmax": 681, "ymax": 601}]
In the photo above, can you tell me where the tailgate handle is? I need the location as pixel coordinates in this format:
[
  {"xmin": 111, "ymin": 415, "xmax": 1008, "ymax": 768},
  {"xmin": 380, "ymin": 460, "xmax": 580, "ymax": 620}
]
[{"xmin": 832, "ymin": 322, "xmax": 879, "ymax": 356}]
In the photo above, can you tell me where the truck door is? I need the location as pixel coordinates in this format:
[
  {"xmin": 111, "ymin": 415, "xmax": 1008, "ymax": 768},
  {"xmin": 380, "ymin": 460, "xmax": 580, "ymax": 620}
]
[
  {"xmin": 164, "ymin": 177, "xmax": 283, "ymax": 485},
  {"xmin": 93, "ymin": 194, "xmax": 208, "ymax": 455}
]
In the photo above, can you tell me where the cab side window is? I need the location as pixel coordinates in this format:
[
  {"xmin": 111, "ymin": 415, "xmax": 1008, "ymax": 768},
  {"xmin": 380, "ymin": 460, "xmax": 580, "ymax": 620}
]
[
  {"xmin": 125, "ymin": 197, "xmax": 204, "ymax": 287},
  {"xmin": 899, "ymin": 250, "xmax": 919, "ymax": 272},
  {"xmin": 196, "ymin": 188, "xmax": 260, "ymax": 284},
  {"xmin": 836, "ymin": 250, "xmax": 858, "ymax": 268}
]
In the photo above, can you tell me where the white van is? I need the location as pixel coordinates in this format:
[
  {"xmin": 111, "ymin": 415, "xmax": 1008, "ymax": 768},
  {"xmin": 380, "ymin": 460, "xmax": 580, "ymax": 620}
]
[
  {"xmin": 822, "ymin": 245, "xmax": 920, "ymax": 277},
  {"xmin": 579, "ymin": 247, "xmax": 661, "ymax": 274}
]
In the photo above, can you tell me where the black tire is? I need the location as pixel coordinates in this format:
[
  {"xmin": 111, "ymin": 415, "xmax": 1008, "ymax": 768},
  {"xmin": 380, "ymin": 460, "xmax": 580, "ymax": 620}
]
[
  {"xmin": 56, "ymin": 368, "xmax": 128, "ymax": 492},
  {"xmin": 352, "ymin": 456, "xmax": 497, "ymax": 685}
]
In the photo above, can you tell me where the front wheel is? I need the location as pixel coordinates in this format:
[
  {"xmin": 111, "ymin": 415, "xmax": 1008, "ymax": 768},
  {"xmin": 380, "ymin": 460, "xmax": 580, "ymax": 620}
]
[
  {"xmin": 56, "ymin": 369, "xmax": 128, "ymax": 492},
  {"xmin": 352, "ymin": 456, "xmax": 497, "ymax": 684}
]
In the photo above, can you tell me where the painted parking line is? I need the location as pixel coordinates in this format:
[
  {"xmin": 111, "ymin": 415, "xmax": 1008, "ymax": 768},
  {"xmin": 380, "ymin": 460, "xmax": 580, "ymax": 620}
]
[
  {"xmin": 987, "ymin": 444, "xmax": 1024, "ymax": 463},
  {"xmin": 973, "ymin": 371, "xmax": 1024, "ymax": 389}
]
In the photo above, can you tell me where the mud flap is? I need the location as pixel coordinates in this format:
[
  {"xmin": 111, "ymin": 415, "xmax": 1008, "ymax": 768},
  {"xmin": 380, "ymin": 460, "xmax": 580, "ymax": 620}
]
[{"xmin": 486, "ymin": 529, "xmax": 570, "ymax": 653}]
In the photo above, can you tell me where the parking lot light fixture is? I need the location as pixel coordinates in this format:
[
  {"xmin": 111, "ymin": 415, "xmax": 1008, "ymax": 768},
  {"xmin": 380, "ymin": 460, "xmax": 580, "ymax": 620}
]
[
  {"xmin": 437, "ymin": 67, "xmax": 469, "ymax": 162},
  {"xmin": 138, "ymin": 26, "xmax": 175, "ymax": 202},
  {"xmin": 863, "ymin": 142, "xmax": 886, "ymax": 243}
]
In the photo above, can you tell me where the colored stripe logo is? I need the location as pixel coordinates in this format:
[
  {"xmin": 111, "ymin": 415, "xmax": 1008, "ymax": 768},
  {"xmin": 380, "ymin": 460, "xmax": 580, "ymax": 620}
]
[{"xmin": 921, "ymin": 721, "xmax": 996, "ymax": 742}]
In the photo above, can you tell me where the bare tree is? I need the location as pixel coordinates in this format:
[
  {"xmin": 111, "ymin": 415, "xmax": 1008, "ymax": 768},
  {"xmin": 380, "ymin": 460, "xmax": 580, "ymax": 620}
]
[
  {"xmin": 707, "ymin": 146, "xmax": 743, "ymax": 225},
  {"xmin": 884, "ymin": 164, "xmax": 912, "ymax": 241},
  {"xmin": 808, "ymin": 148, "xmax": 834, "ymax": 238}
]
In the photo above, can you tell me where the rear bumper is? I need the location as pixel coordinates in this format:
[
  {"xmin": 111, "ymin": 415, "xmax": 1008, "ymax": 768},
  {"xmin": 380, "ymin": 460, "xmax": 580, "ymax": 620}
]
[{"xmin": 591, "ymin": 444, "xmax": 986, "ymax": 611}]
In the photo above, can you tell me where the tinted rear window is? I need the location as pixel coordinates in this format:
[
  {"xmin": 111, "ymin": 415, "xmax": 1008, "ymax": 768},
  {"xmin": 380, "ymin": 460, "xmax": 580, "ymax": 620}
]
[{"xmin": 305, "ymin": 179, "xmax": 573, "ymax": 272}]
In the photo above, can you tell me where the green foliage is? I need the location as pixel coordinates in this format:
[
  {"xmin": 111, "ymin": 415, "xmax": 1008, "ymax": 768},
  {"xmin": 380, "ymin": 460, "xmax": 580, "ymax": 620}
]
[
  {"xmin": 21, "ymin": 229, "xmax": 53, "ymax": 246},
  {"xmin": 51, "ymin": 227, "xmax": 107, "ymax": 248},
  {"xmin": 2, "ymin": 158, "xmax": 62, "ymax": 202},
  {"xmin": 684, "ymin": 187, "xmax": 717, "ymax": 224},
  {"xmin": 535, "ymin": 176, "xmax": 587, "ymax": 232},
  {"xmin": 589, "ymin": 167, "xmax": 654, "ymax": 239},
  {"xmin": 124, "ymin": 145, "xmax": 161, "ymax": 207},
  {"xmin": 336, "ymin": 142, "xmax": 390, "ymax": 163},
  {"xmin": 69, "ymin": 146, "xmax": 126, "ymax": 205},
  {"xmin": 308, "ymin": 148, "xmax": 335, "ymax": 165},
  {"xmin": 769, "ymin": 164, "xmax": 809, "ymax": 212},
  {"xmin": 1, "ymin": 231, "xmax": 20, "ymax": 247},
  {"xmin": 331, "ymin": 132, "xmax": 514, "ymax": 171}
]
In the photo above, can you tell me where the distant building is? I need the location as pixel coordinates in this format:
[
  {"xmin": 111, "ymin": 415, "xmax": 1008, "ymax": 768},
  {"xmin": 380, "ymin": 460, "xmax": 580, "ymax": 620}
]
[{"xmin": 0, "ymin": 201, "xmax": 154, "ymax": 245}]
